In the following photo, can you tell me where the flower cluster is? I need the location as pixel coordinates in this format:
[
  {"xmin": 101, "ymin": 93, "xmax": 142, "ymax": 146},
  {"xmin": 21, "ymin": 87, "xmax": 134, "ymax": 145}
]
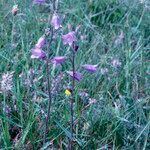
[
  {"xmin": 30, "ymin": 4, "xmax": 100, "ymax": 146},
  {"xmin": 31, "ymin": 13, "xmax": 98, "ymax": 80}
]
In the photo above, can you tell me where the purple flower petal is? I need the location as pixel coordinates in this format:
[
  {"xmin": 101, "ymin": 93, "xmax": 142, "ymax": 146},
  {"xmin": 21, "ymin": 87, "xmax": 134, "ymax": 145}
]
[
  {"xmin": 51, "ymin": 14, "xmax": 62, "ymax": 30},
  {"xmin": 31, "ymin": 48, "xmax": 46, "ymax": 59},
  {"xmin": 82, "ymin": 64, "xmax": 98, "ymax": 73},
  {"xmin": 33, "ymin": 0, "xmax": 46, "ymax": 4},
  {"xmin": 51, "ymin": 56, "xmax": 66, "ymax": 64},
  {"xmin": 35, "ymin": 36, "xmax": 46, "ymax": 49},
  {"xmin": 62, "ymin": 31, "xmax": 77, "ymax": 46},
  {"xmin": 67, "ymin": 71, "xmax": 82, "ymax": 81}
]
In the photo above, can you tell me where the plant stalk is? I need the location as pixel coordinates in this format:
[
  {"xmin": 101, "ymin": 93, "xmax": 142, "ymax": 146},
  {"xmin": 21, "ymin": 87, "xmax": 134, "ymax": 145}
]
[
  {"xmin": 43, "ymin": 59, "xmax": 52, "ymax": 144},
  {"xmin": 69, "ymin": 51, "xmax": 75, "ymax": 150},
  {"xmin": 43, "ymin": 0, "xmax": 57, "ymax": 144}
]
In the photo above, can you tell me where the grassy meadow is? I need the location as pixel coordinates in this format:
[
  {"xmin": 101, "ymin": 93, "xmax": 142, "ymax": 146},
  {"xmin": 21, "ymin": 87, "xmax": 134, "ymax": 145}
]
[{"xmin": 0, "ymin": 0, "xmax": 150, "ymax": 149}]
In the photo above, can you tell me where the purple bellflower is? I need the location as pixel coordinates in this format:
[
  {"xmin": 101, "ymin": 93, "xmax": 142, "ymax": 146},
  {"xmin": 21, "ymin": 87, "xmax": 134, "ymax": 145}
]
[
  {"xmin": 31, "ymin": 48, "xmax": 46, "ymax": 59},
  {"xmin": 35, "ymin": 36, "xmax": 46, "ymax": 49},
  {"xmin": 62, "ymin": 31, "xmax": 77, "ymax": 46},
  {"xmin": 51, "ymin": 56, "xmax": 66, "ymax": 64},
  {"xmin": 67, "ymin": 71, "xmax": 82, "ymax": 81},
  {"xmin": 51, "ymin": 14, "xmax": 62, "ymax": 30},
  {"xmin": 82, "ymin": 64, "xmax": 98, "ymax": 73}
]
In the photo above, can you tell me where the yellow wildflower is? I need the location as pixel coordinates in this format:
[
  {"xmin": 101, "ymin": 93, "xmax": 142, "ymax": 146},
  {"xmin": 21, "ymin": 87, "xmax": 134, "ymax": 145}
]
[{"xmin": 65, "ymin": 89, "xmax": 71, "ymax": 96}]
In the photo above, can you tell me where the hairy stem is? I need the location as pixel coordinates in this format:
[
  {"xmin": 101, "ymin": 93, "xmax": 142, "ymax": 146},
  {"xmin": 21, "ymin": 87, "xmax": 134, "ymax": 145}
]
[
  {"xmin": 43, "ymin": 0, "xmax": 56, "ymax": 144},
  {"xmin": 43, "ymin": 59, "xmax": 52, "ymax": 144},
  {"xmin": 69, "ymin": 51, "xmax": 75, "ymax": 150}
]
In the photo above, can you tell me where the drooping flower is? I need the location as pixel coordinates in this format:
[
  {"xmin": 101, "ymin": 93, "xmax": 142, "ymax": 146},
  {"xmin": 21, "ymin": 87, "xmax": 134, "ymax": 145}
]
[
  {"xmin": 31, "ymin": 48, "xmax": 46, "ymax": 59},
  {"xmin": 51, "ymin": 13, "xmax": 62, "ymax": 30},
  {"xmin": 81, "ymin": 64, "xmax": 98, "ymax": 73},
  {"xmin": 67, "ymin": 71, "xmax": 82, "ymax": 81},
  {"xmin": 33, "ymin": 0, "xmax": 46, "ymax": 4},
  {"xmin": 35, "ymin": 36, "xmax": 46, "ymax": 49},
  {"xmin": 62, "ymin": 31, "xmax": 77, "ymax": 46},
  {"xmin": 51, "ymin": 56, "xmax": 66, "ymax": 64},
  {"xmin": 12, "ymin": 5, "xmax": 19, "ymax": 16}
]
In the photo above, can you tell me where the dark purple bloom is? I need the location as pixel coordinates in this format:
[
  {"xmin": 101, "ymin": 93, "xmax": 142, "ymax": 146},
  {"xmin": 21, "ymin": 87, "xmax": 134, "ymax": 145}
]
[
  {"xmin": 35, "ymin": 36, "xmax": 46, "ymax": 49},
  {"xmin": 82, "ymin": 64, "xmax": 98, "ymax": 73},
  {"xmin": 31, "ymin": 48, "xmax": 46, "ymax": 59},
  {"xmin": 62, "ymin": 31, "xmax": 77, "ymax": 46},
  {"xmin": 73, "ymin": 44, "xmax": 79, "ymax": 52},
  {"xmin": 67, "ymin": 71, "xmax": 82, "ymax": 81},
  {"xmin": 51, "ymin": 13, "xmax": 62, "ymax": 30},
  {"xmin": 33, "ymin": 0, "xmax": 46, "ymax": 4},
  {"xmin": 51, "ymin": 56, "xmax": 66, "ymax": 64}
]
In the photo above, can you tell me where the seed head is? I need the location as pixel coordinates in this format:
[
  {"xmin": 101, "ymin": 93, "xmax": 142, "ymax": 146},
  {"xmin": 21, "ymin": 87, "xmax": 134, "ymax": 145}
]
[{"xmin": 1, "ymin": 72, "xmax": 14, "ymax": 93}]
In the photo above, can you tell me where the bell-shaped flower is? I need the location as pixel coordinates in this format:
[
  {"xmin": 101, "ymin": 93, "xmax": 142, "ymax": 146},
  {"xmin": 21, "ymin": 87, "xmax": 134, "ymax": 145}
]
[
  {"xmin": 67, "ymin": 71, "xmax": 82, "ymax": 81},
  {"xmin": 51, "ymin": 56, "xmax": 66, "ymax": 64},
  {"xmin": 51, "ymin": 14, "xmax": 62, "ymax": 30},
  {"xmin": 81, "ymin": 64, "xmax": 98, "ymax": 73},
  {"xmin": 35, "ymin": 36, "xmax": 46, "ymax": 49},
  {"xmin": 31, "ymin": 48, "xmax": 46, "ymax": 59},
  {"xmin": 62, "ymin": 31, "xmax": 77, "ymax": 46}
]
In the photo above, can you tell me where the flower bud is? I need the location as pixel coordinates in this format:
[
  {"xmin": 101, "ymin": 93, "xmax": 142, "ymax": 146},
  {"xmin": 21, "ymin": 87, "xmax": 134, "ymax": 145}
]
[
  {"xmin": 12, "ymin": 5, "xmax": 19, "ymax": 16},
  {"xmin": 51, "ymin": 13, "xmax": 62, "ymax": 30}
]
